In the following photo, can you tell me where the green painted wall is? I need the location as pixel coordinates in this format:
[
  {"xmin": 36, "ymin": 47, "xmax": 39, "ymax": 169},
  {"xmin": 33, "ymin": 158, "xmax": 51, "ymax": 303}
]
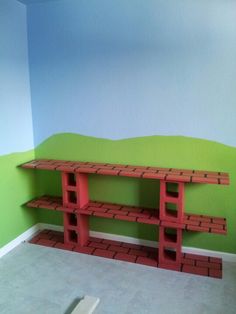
[
  {"xmin": 0, "ymin": 150, "xmax": 37, "ymax": 248},
  {"xmin": 34, "ymin": 133, "xmax": 236, "ymax": 254}
]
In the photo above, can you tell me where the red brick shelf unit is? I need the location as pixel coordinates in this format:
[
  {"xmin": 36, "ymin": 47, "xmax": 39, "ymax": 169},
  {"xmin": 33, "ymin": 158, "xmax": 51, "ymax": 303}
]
[{"xmin": 21, "ymin": 159, "xmax": 229, "ymax": 278}]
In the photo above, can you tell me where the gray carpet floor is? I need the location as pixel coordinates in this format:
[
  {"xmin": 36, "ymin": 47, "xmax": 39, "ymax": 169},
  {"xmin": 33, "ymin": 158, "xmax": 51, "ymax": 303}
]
[{"xmin": 0, "ymin": 243, "xmax": 235, "ymax": 314}]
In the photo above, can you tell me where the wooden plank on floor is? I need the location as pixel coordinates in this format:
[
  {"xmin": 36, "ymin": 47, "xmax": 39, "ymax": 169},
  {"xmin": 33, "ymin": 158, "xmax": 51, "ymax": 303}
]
[{"xmin": 71, "ymin": 296, "xmax": 100, "ymax": 314}]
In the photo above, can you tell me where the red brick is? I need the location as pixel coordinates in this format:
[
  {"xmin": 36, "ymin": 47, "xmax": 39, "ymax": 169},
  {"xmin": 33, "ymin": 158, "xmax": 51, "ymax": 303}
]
[
  {"xmin": 88, "ymin": 202, "xmax": 103, "ymax": 207},
  {"xmin": 209, "ymin": 268, "xmax": 222, "ymax": 279},
  {"xmin": 219, "ymin": 178, "xmax": 229, "ymax": 185},
  {"xmin": 30, "ymin": 234, "xmax": 42, "ymax": 241},
  {"xmin": 89, "ymin": 206, "xmax": 107, "ymax": 213},
  {"xmin": 57, "ymin": 206, "xmax": 75, "ymax": 213},
  {"xmin": 37, "ymin": 239, "xmax": 56, "ymax": 247},
  {"xmin": 27, "ymin": 201, "xmax": 39, "ymax": 208},
  {"xmin": 196, "ymin": 261, "xmax": 221, "ymax": 269},
  {"xmin": 115, "ymin": 214, "xmax": 136, "ymax": 222},
  {"xmin": 182, "ymin": 265, "xmax": 208, "ymax": 276},
  {"xmin": 111, "ymin": 164, "xmax": 127, "ymax": 168},
  {"xmin": 181, "ymin": 170, "xmax": 194, "ymax": 175},
  {"xmin": 212, "ymin": 218, "xmax": 226, "ymax": 224},
  {"xmin": 93, "ymin": 249, "xmax": 115, "ymax": 259},
  {"xmin": 210, "ymin": 223, "xmax": 224, "ymax": 229},
  {"xmin": 121, "ymin": 206, "xmax": 142, "ymax": 213},
  {"xmin": 54, "ymin": 242, "xmax": 75, "ymax": 251},
  {"xmin": 210, "ymin": 228, "xmax": 226, "ymax": 235},
  {"xmin": 149, "ymin": 252, "xmax": 158, "ymax": 260},
  {"xmin": 54, "ymin": 165, "xmax": 76, "ymax": 172},
  {"xmin": 128, "ymin": 212, "xmax": 150, "ymax": 219},
  {"xmin": 102, "ymin": 239, "xmax": 122, "ymax": 246},
  {"xmin": 119, "ymin": 171, "xmax": 142, "ymax": 178},
  {"xmin": 92, "ymin": 165, "xmax": 114, "ymax": 170},
  {"xmin": 192, "ymin": 177, "xmax": 218, "ymax": 184},
  {"xmin": 88, "ymin": 242, "xmax": 108, "ymax": 249},
  {"xmin": 97, "ymin": 169, "xmax": 119, "ymax": 176},
  {"xmin": 36, "ymin": 164, "xmax": 57, "ymax": 170},
  {"xmin": 159, "ymin": 263, "xmax": 181, "ymax": 271},
  {"xmin": 137, "ymin": 218, "xmax": 154, "ymax": 225},
  {"xmin": 194, "ymin": 170, "xmax": 212, "ymax": 175},
  {"xmin": 38, "ymin": 233, "xmax": 53, "ymax": 240},
  {"xmin": 74, "ymin": 246, "xmax": 95, "ymax": 255},
  {"xmin": 114, "ymin": 167, "xmax": 130, "ymax": 171},
  {"xmin": 199, "ymin": 217, "xmax": 212, "ymax": 222},
  {"xmin": 87, "ymin": 162, "xmax": 107, "ymax": 166},
  {"xmin": 219, "ymin": 172, "xmax": 228, "ymax": 176},
  {"xmin": 136, "ymin": 256, "xmax": 157, "ymax": 267},
  {"xmin": 129, "ymin": 249, "xmax": 148, "ymax": 257},
  {"xmin": 168, "ymin": 170, "xmax": 182, "ymax": 175},
  {"xmin": 22, "ymin": 163, "xmax": 35, "ymax": 169},
  {"xmin": 187, "ymin": 225, "xmax": 209, "ymax": 233},
  {"xmin": 188, "ymin": 215, "xmax": 201, "ymax": 221},
  {"xmin": 102, "ymin": 203, "xmax": 122, "ymax": 210},
  {"xmin": 209, "ymin": 257, "xmax": 222, "ymax": 263},
  {"xmin": 122, "ymin": 243, "xmax": 142, "ymax": 249},
  {"xmin": 89, "ymin": 237, "xmax": 103, "ymax": 243},
  {"xmin": 135, "ymin": 169, "xmax": 156, "ymax": 173},
  {"xmin": 114, "ymin": 253, "xmax": 137, "ymax": 263},
  {"xmin": 166, "ymin": 175, "xmax": 191, "ymax": 183},
  {"xmin": 107, "ymin": 209, "xmax": 126, "ymax": 215},
  {"xmin": 184, "ymin": 220, "xmax": 199, "ymax": 226},
  {"xmin": 142, "ymin": 173, "xmax": 166, "ymax": 180},
  {"xmin": 185, "ymin": 253, "xmax": 209, "ymax": 261},
  {"xmin": 146, "ymin": 217, "xmax": 159, "ymax": 225},
  {"xmin": 48, "ymin": 230, "xmax": 63, "ymax": 236},
  {"xmin": 134, "ymin": 166, "xmax": 149, "ymax": 170},
  {"xmin": 125, "ymin": 165, "xmax": 135, "ymax": 170},
  {"xmin": 78, "ymin": 209, "xmax": 93, "ymax": 215},
  {"xmin": 144, "ymin": 246, "xmax": 158, "ymax": 254},
  {"xmin": 29, "ymin": 237, "xmax": 40, "ymax": 244},
  {"xmin": 108, "ymin": 245, "xmax": 129, "ymax": 253},
  {"xmin": 93, "ymin": 212, "xmax": 114, "ymax": 219},
  {"xmin": 181, "ymin": 258, "xmax": 195, "ymax": 266},
  {"xmin": 40, "ymin": 229, "xmax": 54, "ymax": 234},
  {"xmin": 161, "ymin": 221, "xmax": 185, "ymax": 229},
  {"xmin": 50, "ymin": 235, "xmax": 64, "ymax": 242},
  {"xmin": 76, "ymin": 168, "xmax": 97, "ymax": 174},
  {"xmin": 200, "ymin": 222, "xmax": 214, "ymax": 229}
]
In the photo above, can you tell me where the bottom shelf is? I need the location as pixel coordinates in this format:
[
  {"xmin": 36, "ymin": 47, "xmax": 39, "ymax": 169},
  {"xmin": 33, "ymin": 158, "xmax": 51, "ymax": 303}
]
[{"xmin": 29, "ymin": 229, "xmax": 222, "ymax": 279}]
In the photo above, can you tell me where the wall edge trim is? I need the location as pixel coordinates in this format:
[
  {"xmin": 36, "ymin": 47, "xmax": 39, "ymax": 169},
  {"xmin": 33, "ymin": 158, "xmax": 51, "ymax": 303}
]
[{"xmin": 0, "ymin": 224, "xmax": 40, "ymax": 258}]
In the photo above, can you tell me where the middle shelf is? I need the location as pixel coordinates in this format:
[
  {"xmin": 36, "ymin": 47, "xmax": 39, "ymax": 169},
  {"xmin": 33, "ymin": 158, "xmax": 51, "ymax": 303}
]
[{"xmin": 26, "ymin": 195, "xmax": 227, "ymax": 235}]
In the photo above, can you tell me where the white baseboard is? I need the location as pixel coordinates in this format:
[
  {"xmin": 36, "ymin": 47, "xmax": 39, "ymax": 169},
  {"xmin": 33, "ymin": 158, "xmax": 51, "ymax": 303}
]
[
  {"xmin": 1, "ymin": 223, "xmax": 236, "ymax": 263},
  {"xmin": 0, "ymin": 224, "xmax": 40, "ymax": 258}
]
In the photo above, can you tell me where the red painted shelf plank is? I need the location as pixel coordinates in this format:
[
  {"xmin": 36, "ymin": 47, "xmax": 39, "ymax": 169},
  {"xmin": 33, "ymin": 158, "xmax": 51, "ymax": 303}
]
[
  {"xmin": 20, "ymin": 159, "xmax": 230, "ymax": 185},
  {"xmin": 25, "ymin": 196, "xmax": 227, "ymax": 235},
  {"xmin": 29, "ymin": 230, "xmax": 223, "ymax": 279}
]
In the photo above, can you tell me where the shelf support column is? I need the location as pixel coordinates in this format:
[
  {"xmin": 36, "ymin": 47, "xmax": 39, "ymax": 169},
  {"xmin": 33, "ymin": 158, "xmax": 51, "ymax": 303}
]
[
  {"xmin": 158, "ymin": 180, "xmax": 185, "ymax": 270},
  {"xmin": 62, "ymin": 172, "xmax": 89, "ymax": 246}
]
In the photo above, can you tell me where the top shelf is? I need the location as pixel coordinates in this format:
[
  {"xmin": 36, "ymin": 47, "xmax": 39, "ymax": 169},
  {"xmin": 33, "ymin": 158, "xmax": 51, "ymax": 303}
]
[{"xmin": 20, "ymin": 159, "xmax": 230, "ymax": 185}]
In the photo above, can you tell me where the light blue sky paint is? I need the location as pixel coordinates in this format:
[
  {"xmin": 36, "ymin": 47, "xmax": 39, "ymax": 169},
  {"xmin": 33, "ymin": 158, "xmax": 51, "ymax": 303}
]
[
  {"xmin": 27, "ymin": 0, "xmax": 236, "ymax": 147},
  {"xmin": 2, "ymin": 0, "xmax": 236, "ymax": 149},
  {"xmin": 0, "ymin": 0, "xmax": 34, "ymax": 155}
]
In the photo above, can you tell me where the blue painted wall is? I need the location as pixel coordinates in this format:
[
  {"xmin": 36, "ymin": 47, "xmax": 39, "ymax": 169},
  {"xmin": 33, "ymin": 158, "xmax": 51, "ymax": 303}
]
[
  {"xmin": 26, "ymin": 0, "xmax": 236, "ymax": 146},
  {"xmin": 0, "ymin": 0, "xmax": 34, "ymax": 155}
]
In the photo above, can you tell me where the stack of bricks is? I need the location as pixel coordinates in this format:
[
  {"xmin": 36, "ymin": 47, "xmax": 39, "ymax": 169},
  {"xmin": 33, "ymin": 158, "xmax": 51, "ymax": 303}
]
[
  {"xmin": 29, "ymin": 230, "xmax": 222, "ymax": 278},
  {"xmin": 62, "ymin": 172, "xmax": 89, "ymax": 246},
  {"xmin": 158, "ymin": 181, "xmax": 185, "ymax": 271}
]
